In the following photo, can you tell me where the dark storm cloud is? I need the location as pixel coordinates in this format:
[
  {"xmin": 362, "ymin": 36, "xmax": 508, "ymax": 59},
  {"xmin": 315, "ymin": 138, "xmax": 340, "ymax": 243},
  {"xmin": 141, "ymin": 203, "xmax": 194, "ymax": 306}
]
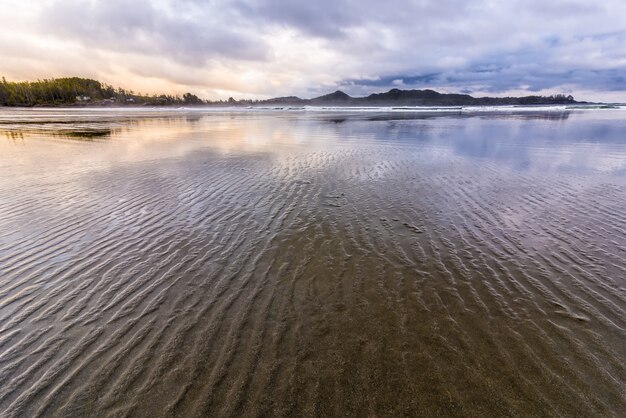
[
  {"xmin": 350, "ymin": 68, "xmax": 625, "ymax": 95},
  {"xmin": 343, "ymin": 29, "xmax": 626, "ymax": 95}
]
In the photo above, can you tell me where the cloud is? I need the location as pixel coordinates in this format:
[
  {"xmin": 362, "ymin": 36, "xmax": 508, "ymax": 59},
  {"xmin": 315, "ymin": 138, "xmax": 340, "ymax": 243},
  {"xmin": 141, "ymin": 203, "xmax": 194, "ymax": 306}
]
[
  {"xmin": 0, "ymin": 0, "xmax": 623, "ymax": 100},
  {"xmin": 343, "ymin": 30, "xmax": 626, "ymax": 96},
  {"xmin": 40, "ymin": 0, "xmax": 270, "ymax": 64}
]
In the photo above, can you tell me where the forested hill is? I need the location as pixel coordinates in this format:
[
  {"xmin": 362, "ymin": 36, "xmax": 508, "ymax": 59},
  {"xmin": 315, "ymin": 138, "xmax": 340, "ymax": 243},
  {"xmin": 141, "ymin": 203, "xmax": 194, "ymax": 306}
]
[
  {"xmin": 260, "ymin": 89, "xmax": 578, "ymax": 106},
  {"xmin": 0, "ymin": 77, "xmax": 206, "ymax": 106}
]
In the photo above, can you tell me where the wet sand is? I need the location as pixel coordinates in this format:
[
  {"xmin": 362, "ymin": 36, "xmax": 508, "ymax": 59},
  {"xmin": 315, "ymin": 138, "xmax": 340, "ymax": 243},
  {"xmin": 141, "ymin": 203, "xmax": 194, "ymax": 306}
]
[{"xmin": 0, "ymin": 108, "xmax": 625, "ymax": 416}]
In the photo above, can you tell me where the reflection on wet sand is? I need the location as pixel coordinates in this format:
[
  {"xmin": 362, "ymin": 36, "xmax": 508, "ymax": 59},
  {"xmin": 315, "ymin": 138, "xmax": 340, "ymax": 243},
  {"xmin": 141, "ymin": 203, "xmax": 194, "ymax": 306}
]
[{"xmin": 0, "ymin": 108, "xmax": 625, "ymax": 416}]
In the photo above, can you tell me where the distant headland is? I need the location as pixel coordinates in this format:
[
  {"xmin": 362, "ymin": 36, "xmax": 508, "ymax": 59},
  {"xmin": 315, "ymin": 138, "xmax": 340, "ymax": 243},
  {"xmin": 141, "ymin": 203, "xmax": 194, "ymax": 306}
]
[{"xmin": 0, "ymin": 76, "xmax": 581, "ymax": 107}]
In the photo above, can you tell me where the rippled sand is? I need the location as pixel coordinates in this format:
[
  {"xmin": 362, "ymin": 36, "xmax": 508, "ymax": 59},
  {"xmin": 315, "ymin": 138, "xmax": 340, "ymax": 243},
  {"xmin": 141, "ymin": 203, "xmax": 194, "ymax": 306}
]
[{"xmin": 0, "ymin": 108, "xmax": 625, "ymax": 417}]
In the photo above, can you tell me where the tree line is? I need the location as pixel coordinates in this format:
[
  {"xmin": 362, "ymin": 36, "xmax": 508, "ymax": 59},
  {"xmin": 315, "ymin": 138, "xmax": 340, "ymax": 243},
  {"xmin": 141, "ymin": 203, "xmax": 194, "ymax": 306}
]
[{"xmin": 0, "ymin": 77, "xmax": 208, "ymax": 106}]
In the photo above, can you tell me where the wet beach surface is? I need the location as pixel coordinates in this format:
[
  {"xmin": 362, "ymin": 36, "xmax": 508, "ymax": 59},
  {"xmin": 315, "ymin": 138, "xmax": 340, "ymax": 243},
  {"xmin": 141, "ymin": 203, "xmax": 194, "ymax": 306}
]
[{"xmin": 0, "ymin": 108, "xmax": 625, "ymax": 416}]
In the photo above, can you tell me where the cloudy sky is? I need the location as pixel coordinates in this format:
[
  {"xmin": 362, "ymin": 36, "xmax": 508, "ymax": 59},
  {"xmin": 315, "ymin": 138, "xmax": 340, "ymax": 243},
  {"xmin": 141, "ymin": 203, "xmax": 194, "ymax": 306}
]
[{"xmin": 1, "ymin": 0, "xmax": 625, "ymax": 101}]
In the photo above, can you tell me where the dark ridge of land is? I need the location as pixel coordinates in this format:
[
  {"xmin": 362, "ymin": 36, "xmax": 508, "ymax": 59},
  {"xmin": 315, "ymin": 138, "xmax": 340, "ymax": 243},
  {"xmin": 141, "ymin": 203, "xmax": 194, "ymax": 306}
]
[
  {"xmin": 269, "ymin": 89, "xmax": 579, "ymax": 107},
  {"xmin": 0, "ymin": 76, "xmax": 583, "ymax": 107}
]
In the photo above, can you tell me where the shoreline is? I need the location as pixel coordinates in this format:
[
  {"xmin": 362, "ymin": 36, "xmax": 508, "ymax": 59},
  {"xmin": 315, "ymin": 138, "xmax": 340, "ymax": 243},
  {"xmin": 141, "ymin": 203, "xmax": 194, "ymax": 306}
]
[{"xmin": 0, "ymin": 103, "xmax": 621, "ymax": 112}]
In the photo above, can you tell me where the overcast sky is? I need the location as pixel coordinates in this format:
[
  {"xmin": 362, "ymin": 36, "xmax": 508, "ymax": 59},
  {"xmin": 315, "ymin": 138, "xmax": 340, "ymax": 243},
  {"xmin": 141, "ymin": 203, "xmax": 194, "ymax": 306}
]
[{"xmin": 1, "ymin": 0, "xmax": 624, "ymax": 101}]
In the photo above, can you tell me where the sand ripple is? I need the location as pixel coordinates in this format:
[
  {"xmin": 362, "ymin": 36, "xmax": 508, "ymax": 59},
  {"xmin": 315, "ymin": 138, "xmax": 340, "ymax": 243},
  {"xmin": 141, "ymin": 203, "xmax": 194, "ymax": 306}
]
[{"xmin": 0, "ymin": 110, "xmax": 624, "ymax": 417}]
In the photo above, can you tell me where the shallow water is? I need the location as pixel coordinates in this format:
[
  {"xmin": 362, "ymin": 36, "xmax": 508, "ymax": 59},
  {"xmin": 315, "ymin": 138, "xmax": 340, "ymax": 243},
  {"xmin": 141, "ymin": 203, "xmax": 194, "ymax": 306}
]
[{"xmin": 0, "ymin": 108, "xmax": 625, "ymax": 417}]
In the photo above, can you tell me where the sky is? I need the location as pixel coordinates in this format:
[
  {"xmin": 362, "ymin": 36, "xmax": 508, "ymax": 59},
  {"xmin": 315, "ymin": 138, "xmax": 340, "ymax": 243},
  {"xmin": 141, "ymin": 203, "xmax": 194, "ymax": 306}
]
[{"xmin": 0, "ymin": 0, "xmax": 625, "ymax": 101}]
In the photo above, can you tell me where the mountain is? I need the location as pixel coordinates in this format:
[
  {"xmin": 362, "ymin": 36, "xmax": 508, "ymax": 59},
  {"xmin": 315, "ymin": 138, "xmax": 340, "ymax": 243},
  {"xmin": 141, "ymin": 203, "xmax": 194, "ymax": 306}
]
[
  {"xmin": 364, "ymin": 88, "xmax": 474, "ymax": 105},
  {"xmin": 309, "ymin": 90, "xmax": 353, "ymax": 104},
  {"xmin": 256, "ymin": 88, "xmax": 578, "ymax": 107}
]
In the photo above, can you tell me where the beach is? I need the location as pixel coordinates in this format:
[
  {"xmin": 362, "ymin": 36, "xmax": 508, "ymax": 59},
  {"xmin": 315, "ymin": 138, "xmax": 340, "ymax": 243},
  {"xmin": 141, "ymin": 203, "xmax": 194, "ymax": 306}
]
[{"xmin": 0, "ymin": 107, "xmax": 624, "ymax": 416}]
